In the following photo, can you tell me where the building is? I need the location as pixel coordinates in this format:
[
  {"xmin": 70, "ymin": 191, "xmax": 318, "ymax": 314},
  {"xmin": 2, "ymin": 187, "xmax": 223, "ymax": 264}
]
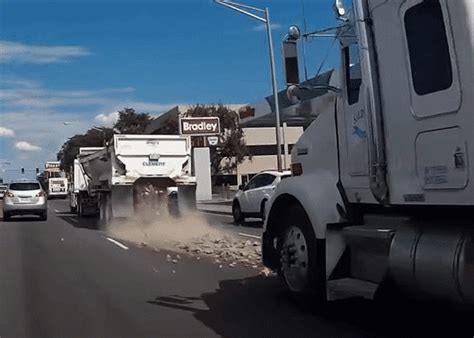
[
  {"xmin": 145, "ymin": 70, "xmax": 335, "ymax": 187},
  {"xmin": 146, "ymin": 104, "xmax": 304, "ymax": 187}
]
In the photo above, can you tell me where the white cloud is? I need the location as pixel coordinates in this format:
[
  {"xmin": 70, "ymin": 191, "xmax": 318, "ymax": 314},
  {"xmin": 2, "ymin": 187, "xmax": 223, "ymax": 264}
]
[
  {"xmin": 0, "ymin": 40, "xmax": 91, "ymax": 64},
  {"xmin": 0, "ymin": 78, "xmax": 179, "ymax": 172},
  {"xmin": 0, "ymin": 85, "xmax": 135, "ymax": 110},
  {"xmin": 252, "ymin": 23, "xmax": 282, "ymax": 32},
  {"xmin": 0, "ymin": 127, "xmax": 15, "ymax": 137},
  {"xmin": 94, "ymin": 102, "xmax": 177, "ymax": 126},
  {"xmin": 0, "ymin": 78, "xmax": 40, "ymax": 88},
  {"xmin": 95, "ymin": 111, "xmax": 119, "ymax": 127},
  {"xmin": 2, "ymin": 111, "xmax": 90, "ymax": 154},
  {"xmin": 15, "ymin": 141, "xmax": 41, "ymax": 152}
]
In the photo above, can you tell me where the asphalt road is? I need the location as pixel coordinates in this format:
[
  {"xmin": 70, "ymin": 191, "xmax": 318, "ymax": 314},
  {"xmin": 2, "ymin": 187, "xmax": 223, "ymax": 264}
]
[{"xmin": 0, "ymin": 199, "xmax": 472, "ymax": 337}]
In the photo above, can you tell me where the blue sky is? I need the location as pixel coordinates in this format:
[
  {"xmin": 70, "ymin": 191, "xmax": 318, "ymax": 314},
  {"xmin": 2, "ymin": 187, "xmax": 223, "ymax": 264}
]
[{"xmin": 0, "ymin": 0, "xmax": 339, "ymax": 182}]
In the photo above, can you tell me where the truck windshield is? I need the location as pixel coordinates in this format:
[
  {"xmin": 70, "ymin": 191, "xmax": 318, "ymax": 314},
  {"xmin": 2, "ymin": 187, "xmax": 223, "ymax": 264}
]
[{"xmin": 9, "ymin": 183, "xmax": 41, "ymax": 191}]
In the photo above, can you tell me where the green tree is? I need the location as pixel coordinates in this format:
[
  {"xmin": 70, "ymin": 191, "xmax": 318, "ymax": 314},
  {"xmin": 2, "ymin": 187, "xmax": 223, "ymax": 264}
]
[
  {"xmin": 58, "ymin": 108, "xmax": 152, "ymax": 173},
  {"xmin": 113, "ymin": 108, "xmax": 151, "ymax": 134},
  {"xmin": 184, "ymin": 104, "xmax": 251, "ymax": 177},
  {"xmin": 57, "ymin": 127, "xmax": 114, "ymax": 172}
]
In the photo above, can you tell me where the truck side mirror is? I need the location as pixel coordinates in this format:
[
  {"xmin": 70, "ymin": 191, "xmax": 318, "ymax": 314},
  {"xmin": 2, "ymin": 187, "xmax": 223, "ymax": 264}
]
[
  {"xmin": 239, "ymin": 184, "xmax": 245, "ymax": 191},
  {"xmin": 283, "ymin": 39, "xmax": 300, "ymax": 86}
]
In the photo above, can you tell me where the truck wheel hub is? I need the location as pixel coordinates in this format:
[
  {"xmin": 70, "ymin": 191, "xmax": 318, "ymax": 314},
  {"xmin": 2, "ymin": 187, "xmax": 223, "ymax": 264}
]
[{"xmin": 280, "ymin": 226, "xmax": 309, "ymax": 292}]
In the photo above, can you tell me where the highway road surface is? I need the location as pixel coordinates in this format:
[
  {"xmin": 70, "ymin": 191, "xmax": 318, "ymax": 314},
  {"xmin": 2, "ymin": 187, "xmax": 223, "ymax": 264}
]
[{"xmin": 0, "ymin": 199, "xmax": 472, "ymax": 337}]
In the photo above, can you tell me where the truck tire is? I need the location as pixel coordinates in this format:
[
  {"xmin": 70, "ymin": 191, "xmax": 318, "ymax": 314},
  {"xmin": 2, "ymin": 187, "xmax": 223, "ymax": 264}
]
[
  {"xmin": 168, "ymin": 193, "xmax": 180, "ymax": 218},
  {"xmin": 3, "ymin": 212, "xmax": 10, "ymax": 222},
  {"xmin": 277, "ymin": 204, "xmax": 326, "ymax": 305},
  {"xmin": 70, "ymin": 206, "xmax": 77, "ymax": 214},
  {"xmin": 99, "ymin": 193, "xmax": 112, "ymax": 228},
  {"xmin": 232, "ymin": 201, "xmax": 244, "ymax": 225}
]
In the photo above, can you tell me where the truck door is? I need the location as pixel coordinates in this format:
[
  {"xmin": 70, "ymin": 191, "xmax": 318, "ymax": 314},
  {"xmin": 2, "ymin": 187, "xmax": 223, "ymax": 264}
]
[
  {"xmin": 401, "ymin": 0, "xmax": 466, "ymax": 192},
  {"xmin": 341, "ymin": 39, "xmax": 370, "ymax": 182}
]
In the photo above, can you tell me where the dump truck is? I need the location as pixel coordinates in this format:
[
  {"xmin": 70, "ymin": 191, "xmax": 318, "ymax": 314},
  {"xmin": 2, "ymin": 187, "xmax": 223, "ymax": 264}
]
[
  {"xmin": 262, "ymin": 0, "xmax": 474, "ymax": 306},
  {"xmin": 79, "ymin": 134, "xmax": 195, "ymax": 225},
  {"xmin": 70, "ymin": 147, "xmax": 104, "ymax": 215}
]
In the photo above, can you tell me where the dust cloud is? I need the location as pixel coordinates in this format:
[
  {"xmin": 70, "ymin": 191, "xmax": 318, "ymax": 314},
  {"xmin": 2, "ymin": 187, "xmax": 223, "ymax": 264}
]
[{"xmin": 106, "ymin": 210, "xmax": 264, "ymax": 269}]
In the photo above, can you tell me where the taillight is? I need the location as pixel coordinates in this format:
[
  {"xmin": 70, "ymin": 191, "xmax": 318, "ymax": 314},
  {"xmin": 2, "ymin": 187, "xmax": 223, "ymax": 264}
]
[
  {"xmin": 291, "ymin": 163, "xmax": 303, "ymax": 176},
  {"xmin": 36, "ymin": 191, "xmax": 46, "ymax": 197},
  {"xmin": 6, "ymin": 192, "xmax": 14, "ymax": 198}
]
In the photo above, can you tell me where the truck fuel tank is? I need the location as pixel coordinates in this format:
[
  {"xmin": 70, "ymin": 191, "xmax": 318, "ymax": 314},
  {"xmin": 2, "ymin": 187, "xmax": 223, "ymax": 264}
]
[{"xmin": 389, "ymin": 225, "xmax": 474, "ymax": 305}]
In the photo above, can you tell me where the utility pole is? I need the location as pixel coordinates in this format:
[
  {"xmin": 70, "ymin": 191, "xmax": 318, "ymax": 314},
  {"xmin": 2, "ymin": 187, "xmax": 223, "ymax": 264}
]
[{"xmin": 214, "ymin": 0, "xmax": 283, "ymax": 171}]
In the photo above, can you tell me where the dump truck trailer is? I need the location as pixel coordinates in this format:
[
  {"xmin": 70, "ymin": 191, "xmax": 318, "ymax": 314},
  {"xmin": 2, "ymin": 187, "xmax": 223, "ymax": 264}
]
[
  {"xmin": 70, "ymin": 147, "xmax": 104, "ymax": 216},
  {"xmin": 79, "ymin": 134, "xmax": 195, "ymax": 225}
]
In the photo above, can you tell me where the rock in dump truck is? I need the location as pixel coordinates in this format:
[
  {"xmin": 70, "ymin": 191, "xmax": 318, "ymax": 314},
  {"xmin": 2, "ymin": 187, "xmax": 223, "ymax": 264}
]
[{"xmin": 78, "ymin": 134, "xmax": 196, "ymax": 226}]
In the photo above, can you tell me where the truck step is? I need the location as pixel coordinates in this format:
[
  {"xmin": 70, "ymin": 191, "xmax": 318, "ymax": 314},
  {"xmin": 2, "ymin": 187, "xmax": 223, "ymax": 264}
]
[
  {"xmin": 327, "ymin": 278, "xmax": 378, "ymax": 301},
  {"xmin": 343, "ymin": 225, "xmax": 396, "ymax": 240},
  {"xmin": 343, "ymin": 225, "xmax": 396, "ymax": 283}
]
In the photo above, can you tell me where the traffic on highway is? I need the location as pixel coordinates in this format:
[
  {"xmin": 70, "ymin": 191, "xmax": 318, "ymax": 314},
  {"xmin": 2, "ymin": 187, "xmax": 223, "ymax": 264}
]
[{"xmin": 1, "ymin": 0, "xmax": 473, "ymax": 337}]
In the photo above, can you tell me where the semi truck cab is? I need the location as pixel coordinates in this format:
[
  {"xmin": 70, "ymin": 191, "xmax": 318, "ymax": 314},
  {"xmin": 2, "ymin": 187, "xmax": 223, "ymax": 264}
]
[{"xmin": 263, "ymin": 0, "xmax": 474, "ymax": 305}]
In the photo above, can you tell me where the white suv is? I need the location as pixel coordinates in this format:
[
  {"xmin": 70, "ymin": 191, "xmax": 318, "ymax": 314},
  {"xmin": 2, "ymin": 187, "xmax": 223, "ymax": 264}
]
[
  {"xmin": 3, "ymin": 180, "xmax": 48, "ymax": 221},
  {"xmin": 232, "ymin": 170, "xmax": 291, "ymax": 224}
]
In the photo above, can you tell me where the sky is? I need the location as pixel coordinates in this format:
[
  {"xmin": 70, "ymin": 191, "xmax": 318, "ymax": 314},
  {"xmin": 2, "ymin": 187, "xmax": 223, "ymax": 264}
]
[{"xmin": 0, "ymin": 0, "xmax": 340, "ymax": 182}]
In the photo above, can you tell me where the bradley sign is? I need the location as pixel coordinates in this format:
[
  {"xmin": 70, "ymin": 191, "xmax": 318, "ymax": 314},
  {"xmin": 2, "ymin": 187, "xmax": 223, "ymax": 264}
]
[{"xmin": 179, "ymin": 117, "xmax": 220, "ymax": 136}]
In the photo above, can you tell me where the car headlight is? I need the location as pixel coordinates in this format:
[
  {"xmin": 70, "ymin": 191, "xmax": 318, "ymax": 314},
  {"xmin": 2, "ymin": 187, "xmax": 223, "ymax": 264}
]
[{"xmin": 36, "ymin": 191, "xmax": 46, "ymax": 197}]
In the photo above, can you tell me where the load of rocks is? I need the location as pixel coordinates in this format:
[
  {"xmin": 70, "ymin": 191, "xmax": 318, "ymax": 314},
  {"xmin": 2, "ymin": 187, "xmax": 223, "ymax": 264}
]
[{"xmin": 175, "ymin": 234, "xmax": 263, "ymax": 268}]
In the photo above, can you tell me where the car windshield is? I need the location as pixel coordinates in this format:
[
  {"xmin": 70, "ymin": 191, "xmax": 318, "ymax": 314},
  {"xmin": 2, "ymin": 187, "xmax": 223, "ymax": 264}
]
[{"xmin": 9, "ymin": 183, "xmax": 41, "ymax": 191}]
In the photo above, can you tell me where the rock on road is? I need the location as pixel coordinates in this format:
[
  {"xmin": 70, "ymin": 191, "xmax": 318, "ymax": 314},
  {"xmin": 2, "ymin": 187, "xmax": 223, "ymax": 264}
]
[{"xmin": 0, "ymin": 199, "xmax": 472, "ymax": 337}]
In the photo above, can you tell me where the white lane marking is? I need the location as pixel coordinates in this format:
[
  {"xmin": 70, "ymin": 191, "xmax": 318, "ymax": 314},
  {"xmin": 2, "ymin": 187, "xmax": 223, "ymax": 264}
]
[
  {"xmin": 69, "ymin": 217, "xmax": 79, "ymax": 223},
  {"xmin": 55, "ymin": 209, "xmax": 60, "ymax": 213},
  {"xmin": 106, "ymin": 237, "xmax": 129, "ymax": 250},
  {"xmin": 238, "ymin": 232, "xmax": 261, "ymax": 240}
]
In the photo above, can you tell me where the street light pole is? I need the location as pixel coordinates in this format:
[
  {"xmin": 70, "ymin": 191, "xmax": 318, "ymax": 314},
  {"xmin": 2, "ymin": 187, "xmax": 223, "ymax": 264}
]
[
  {"xmin": 264, "ymin": 7, "xmax": 283, "ymax": 171},
  {"xmin": 214, "ymin": 0, "xmax": 283, "ymax": 172}
]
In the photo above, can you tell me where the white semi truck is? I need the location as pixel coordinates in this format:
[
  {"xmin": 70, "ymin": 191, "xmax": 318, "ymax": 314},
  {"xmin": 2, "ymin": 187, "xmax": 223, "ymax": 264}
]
[
  {"xmin": 44, "ymin": 161, "xmax": 68, "ymax": 199},
  {"xmin": 70, "ymin": 147, "xmax": 104, "ymax": 215},
  {"xmin": 79, "ymin": 134, "xmax": 195, "ymax": 226},
  {"xmin": 262, "ymin": 0, "xmax": 474, "ymax": 306}
]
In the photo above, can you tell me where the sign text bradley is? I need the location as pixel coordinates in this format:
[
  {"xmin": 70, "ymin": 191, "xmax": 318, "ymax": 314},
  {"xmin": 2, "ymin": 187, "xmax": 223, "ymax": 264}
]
[{"xmin": 179, "ymin": 117, "xmax": 220, "ymax": 136}]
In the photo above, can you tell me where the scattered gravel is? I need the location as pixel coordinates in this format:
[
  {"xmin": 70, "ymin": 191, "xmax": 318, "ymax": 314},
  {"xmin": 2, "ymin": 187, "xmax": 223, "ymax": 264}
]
[{"xmin": 172, "ymin": 233, "xmax": 263, "ymax": 269}]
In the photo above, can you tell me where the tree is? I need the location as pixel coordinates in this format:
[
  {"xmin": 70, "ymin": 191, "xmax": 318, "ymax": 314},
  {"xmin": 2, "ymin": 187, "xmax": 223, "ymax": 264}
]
[
  {"xmin": 57, "ymin": 127, "xmax": 114, "ymax": 173},
  {"xmin": 184, "ymin": 104, "xmax": 251, "ymax": 177},
  {"xmin": 113, "ymin": 108, "xmax": 151, "ymax": 134},
  {"xmin": 57, "ymin": 108, "xmax": 152, "ymax": 173}
]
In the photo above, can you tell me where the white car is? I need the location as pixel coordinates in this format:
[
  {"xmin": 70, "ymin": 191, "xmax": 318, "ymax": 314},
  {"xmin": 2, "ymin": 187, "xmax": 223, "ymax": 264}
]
[
  {"xmin": 3, "ymin": 180, "xmax": 48, "ymax": 221},
  {"xmin": 0, "ymin": 185, "xmax": 7, "ymax": 199},
  {"xmin": 232, "ymin": 170, "xmax": 291, "ymax": 224}
]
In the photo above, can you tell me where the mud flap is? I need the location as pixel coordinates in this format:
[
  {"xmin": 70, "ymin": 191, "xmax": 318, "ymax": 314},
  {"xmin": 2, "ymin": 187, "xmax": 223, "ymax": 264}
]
[{"xmin": 262, "ymin": 231, "xmax": 279, "ymax": 270}]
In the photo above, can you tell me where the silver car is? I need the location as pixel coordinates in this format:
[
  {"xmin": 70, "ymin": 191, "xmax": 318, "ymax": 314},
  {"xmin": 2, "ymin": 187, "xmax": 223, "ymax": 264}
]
[{"xmin": 3, "ymin": 181, "xmax": 48, "ymax": 221}]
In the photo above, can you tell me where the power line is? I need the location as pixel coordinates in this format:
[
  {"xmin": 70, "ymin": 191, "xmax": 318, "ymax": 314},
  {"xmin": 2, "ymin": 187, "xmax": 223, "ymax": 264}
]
[{"xmin": 300, "ymin": 0, "xmax": 309, "ymax": 81}]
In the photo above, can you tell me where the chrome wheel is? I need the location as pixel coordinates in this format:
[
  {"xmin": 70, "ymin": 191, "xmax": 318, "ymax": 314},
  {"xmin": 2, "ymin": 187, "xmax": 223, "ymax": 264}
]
[{"xmin": 280, "ymin": 225, "xmax": 309, "ymax": 293}]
